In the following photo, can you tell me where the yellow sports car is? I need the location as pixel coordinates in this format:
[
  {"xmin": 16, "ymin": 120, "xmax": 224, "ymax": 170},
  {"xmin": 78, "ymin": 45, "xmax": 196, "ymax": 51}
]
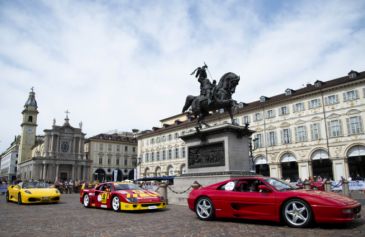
[{"xmin": 6, "ymin": 181, "xmax": 61, "ymax": 204}]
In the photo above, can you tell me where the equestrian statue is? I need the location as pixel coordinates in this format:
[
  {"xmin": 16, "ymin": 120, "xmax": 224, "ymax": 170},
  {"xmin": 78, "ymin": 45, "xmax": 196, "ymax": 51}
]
[{"xmin": 182, "ymin": 63, "xmax": 240, "ymax": 129}]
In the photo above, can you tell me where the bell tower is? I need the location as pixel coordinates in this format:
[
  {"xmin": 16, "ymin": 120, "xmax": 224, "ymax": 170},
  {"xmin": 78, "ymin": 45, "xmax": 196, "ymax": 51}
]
[{"xmin": 18, "ymin": 87, "xmax": 39, "ymax": 164}]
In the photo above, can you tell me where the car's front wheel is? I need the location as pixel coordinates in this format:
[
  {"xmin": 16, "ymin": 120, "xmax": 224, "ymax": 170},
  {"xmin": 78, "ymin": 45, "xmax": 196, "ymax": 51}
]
[
  {"xmin": 83, "ymin": 194, "xmax": 90, "ymax": 208},
  {"xmin": 17, "ymin": 193, "xmax": 22, "ymax": 205},
  {"xmin": 111, "ymin": 196, "xmax": 120, "ymax": 212},
  {"xmin": 282, "ymin": 199, "xmax": 312, "ymax": 228},
  {"xmin": 195, "ymin": 197, "xmax": 215, "ymax": 220}
]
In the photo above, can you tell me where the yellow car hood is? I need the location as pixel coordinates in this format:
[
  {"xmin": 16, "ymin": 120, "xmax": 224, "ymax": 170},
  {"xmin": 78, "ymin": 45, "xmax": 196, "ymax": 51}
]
[{"xmin": 22, "ymin": 188, "xmax": 59, "ymax": 196}]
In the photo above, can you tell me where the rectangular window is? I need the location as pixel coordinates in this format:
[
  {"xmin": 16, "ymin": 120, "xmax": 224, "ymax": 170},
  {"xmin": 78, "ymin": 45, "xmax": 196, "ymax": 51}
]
[
  {"xmin": 145, "ymin": 153, "xmax": 149, "ymax": 162},
  {"xmin": 174, "ymin": 133, "xmax": 179, "ymax": 139},
  {"xmin": 243, "ymin": 115, "xmax": 250, "ymax": 124},
  {"xmin": 168, "ymin": 134, "xmax": 172, "ymax": 141},
  {"xmin": 308, "ymin": 98, "xmax": 321, "ymax": 109},
  {"xmin": 182, "ymin": 147, "xmax": 186, "ymax": 158},
  {"xmin": 151, "ymin": 152, "xmax": 154, "ymax": 162},
  {"xmin": 281, "ymin": 128, "xmax": 291, "ymax": 144},
  {"xmin": 293, "ymin": 102, "xmax": 305, "ymax": 112},
  {"xmin": 116, "ymin": 158, "xmax": 120, "ymax": 165},
  {"xmin": 99, "ymin": 157, "xmax": 102, "ymax": 165},
  {"xmin": 99, "ymin": 143, "xmax": 103, "ymax": 151},
  {"xmin": 343, "ymin": 90, "xmax": 359, "ymax": 101},
  {"xmin": 108, "ymin": 158, "xmax": 111, "ymax": 165},
  {"xmin": 168, "ymin": 149, "xmax": 172, "ymax": 159},
  {"xmin": 347, "ymin": 116, "xmax": 363, "ymax": 135},
  {"xmin": 117, "ymin": 145, "xmax": 120, "ymax": 152},
  {"xmin": 254, "ymin": 134, "xmax": 263, "ymax": 148},
  {"xmin": 295, "ymin": 126, "xmax": 307, "ymax": 142},
  {"xmin": 108, "ymin": 144, "xmax": 112, "ymax": 151},
  {"xmin": 124, "ymin": 158, "xmax": 128, "ymax": 166},
  {"xmin": 266, "ymin": 109, "xmax": 275, "ymax": 118},
  {"xmin": 150, "ymin": 138, "xmax": 154, "ymax": 144},
  {"xmin": 254, "ymin": 112, "xmax": 262, "ymax": 121},
  {"xmin": 267, "ymin": 131, "xmax": 277, "ymax": 146},
  {"xmin": 279, "ymin": 106, "xmax": 289, "ymax": 116},
  {"xmin": 156, "ymin": 151, "xmax": 160, "ymax": 161},
  {"xmin": 310, "ymin": 123, "xmax": 321, "ymax": 141},
  {"xmin": 325, "ymin": 95, "xmax": 339, "ymax": 105},
  {"xmin": 162, "ymin": 150, "xmax": 166, "ymax": 160},
  {"xmin": 175, "ymin": 148, "xmax": 179, "ymax": 159},
  {"xmin": 328, "ymin": 120, "xmax": 342, "ymax": 137},
  {"xmin": 132, "ymin": 147, "xmax": 136, "ymax": 152},
  {"xmin": 125, "ymin": 146, "xmax": 128, "ymax": 152}
]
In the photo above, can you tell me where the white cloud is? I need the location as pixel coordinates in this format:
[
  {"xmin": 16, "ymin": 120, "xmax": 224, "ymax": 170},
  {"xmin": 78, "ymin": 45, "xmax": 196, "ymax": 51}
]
[{"xmin": 0, "ymin": 0, "xmax": 364, "ymax": 151}]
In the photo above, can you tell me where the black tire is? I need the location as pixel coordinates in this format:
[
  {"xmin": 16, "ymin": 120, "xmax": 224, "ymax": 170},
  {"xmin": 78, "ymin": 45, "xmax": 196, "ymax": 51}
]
[
  {"xmin": 195, "ymin": 197, "xmax": 215, "ymax": 221},
  {"xmin": 83, "ymin": 194, "xmax": 90, "ymax": 208},
  {"xmin": 6, "ymin": 191, "xmax": 10, "ymax": 202},
  {"xmin": 111, "ymin": 196, "xmax": 120, "ymax": 212},
  {"xmin": 282, "ymin": 199, "xmax": 312, "ymax": 228},
  {"xmin": 17, "ymin": 193, "xmax": 22, "ymax": 205}
]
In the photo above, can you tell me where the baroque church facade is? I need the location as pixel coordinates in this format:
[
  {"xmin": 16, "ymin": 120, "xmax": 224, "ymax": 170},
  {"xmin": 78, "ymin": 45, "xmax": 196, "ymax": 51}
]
[{"xmin": 17, "ymin": 89, "xmax": 91, "ymax": 181}]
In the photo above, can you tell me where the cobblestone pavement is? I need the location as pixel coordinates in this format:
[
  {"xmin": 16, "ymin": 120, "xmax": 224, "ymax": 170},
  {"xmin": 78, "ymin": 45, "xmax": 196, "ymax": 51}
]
[{"xmin": 0, "ymin": 194, "xmax": 364, "ymax": 237}]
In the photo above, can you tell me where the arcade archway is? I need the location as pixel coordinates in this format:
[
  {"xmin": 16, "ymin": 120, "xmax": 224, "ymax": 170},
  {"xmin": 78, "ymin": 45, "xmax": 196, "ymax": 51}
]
[
  {"xmin": 94, "ymin": 168, "xmax": 106, "ymax": 182},
  {"xmin": 281, "ymin": 153, "xmax": 298, "ymax": 182},
  {"xmin": 254, "ymin": 156, "xmax": 269, "ymax": 176},
  {"xmin": 347, "ymin": 145, "xmax": 365, "ymax": 179},
  {"xmin": 311, "ymin": 149, "xmax": 333, "ymax": 180}
]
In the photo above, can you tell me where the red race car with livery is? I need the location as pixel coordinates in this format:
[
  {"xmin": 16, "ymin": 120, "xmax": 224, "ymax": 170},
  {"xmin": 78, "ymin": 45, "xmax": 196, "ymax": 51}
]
[
  {"xmin": 80, "ymin": 182, "xmax": 166, "ymax": 211},
  {"xmin": 188, "ymin": 176, "xmax": 361, "ymax": 228}
]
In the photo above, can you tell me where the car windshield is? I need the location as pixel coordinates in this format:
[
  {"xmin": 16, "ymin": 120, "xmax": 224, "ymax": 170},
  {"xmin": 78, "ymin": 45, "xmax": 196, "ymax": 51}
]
[
  {"xmin": 265, "ymin": 178, "xmax": 297, "ymax": 191},
  {"xmin": 114, "ymin": 183, "xmax": 142, "ymax": 191},
  {"xmin": 22, "ymin": 181, "xmax": 50, "ymax": 189}
]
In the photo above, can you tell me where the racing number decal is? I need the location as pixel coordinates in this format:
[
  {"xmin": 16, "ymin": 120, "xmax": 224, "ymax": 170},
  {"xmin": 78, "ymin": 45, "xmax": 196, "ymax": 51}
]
[{"xmin": 101, "ymin": 192, "xmax": 109, "ymax": 204}]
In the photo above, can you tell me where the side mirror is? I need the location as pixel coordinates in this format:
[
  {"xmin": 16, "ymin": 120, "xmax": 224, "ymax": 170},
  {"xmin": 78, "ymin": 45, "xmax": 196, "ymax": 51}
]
[{"xmin": 258, "ymin": 185, "xmax": 272, "ymax": 193}]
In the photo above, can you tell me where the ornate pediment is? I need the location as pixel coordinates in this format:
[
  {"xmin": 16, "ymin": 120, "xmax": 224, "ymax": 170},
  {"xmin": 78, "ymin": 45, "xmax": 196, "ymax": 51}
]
[
  {"xmin": 294, "ymin": 119, "xmax": 305, "ymax": 125},
  {"xmin": 346, "ymin": 109, "xmax": 361, "ymax": 115},
  {"xmin": 327, "ymin": 113, "xmax": 340, "ymax": 119}
]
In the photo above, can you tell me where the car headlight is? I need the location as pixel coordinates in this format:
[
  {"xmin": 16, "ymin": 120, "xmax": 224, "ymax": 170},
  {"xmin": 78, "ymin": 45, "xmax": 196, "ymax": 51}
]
[
  {"xmin": 55, "ymin": 190, "xmax": 60, "ymax": 194},
  {"xmin": 24, "ymin": 190, "xmax": 32, "ymax": 194},
  {"xmin": 126, "ymin": 197, "xmax": 138, "ymax": 203},
  {"xmin": 342, "ymin": 209, "xmax": 353, "ymax": 214}
]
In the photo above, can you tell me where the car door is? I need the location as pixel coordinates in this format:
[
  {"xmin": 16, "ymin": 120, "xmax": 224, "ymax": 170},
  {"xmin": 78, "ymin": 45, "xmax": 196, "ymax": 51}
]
[
  {"xmin": 227, "ymin": 179, "xmax": 278, "ymax": 221},
  {"xmin": 94, "ymin": 184, "xmax": 111, "ymax": 208}
]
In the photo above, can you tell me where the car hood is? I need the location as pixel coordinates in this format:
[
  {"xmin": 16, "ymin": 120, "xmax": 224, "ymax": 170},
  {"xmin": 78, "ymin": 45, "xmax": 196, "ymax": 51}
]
[
  {"xmin": 290, "ymin": 189, "xmax": 358, "ymax": 205},
  {"xmin": 22, "ymin": 188, "xmax": 59, "ymax": 195}
]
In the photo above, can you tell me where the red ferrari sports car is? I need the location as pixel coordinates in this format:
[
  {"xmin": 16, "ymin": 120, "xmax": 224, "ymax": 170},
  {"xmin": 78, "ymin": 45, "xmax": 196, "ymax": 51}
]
[
  {"xmin": 188, "ymin": 176, "xmax": 361, "ymax": 228},
  {"xmin": 80, "ymin": 182, "xmax": 166, "ymax": 211}
]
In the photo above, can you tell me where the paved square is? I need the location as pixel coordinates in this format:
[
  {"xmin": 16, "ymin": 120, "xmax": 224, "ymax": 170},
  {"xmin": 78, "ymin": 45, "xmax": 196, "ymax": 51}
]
[{"xmin": 0, "ymin": 194, "xmax": 364, "ymax": 237}]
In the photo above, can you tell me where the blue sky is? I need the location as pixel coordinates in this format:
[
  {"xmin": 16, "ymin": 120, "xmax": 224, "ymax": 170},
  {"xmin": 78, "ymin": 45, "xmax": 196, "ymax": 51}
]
[{"xmin": 1, "ymin": 0, "xmax": 365, "ymax": 151}]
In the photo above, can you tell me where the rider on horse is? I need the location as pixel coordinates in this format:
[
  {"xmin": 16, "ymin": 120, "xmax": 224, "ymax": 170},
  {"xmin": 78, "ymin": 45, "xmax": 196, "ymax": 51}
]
[{"xmin": 190, "ymin": 64, "xmax": 214, "ymax": 105}]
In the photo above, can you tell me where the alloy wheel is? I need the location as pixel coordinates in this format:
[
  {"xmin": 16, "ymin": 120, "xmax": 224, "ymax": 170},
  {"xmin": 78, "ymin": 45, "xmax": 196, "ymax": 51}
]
[
  {"xmin": 196, "ymin": 197, "xmax": 214, "ymax": 220},
  {"xmin": 112, "ymin": 196, "xmax": 120, "ymax": 212},
  {"xmin": 283, "ymin": 199, "xmax": 311, "ymax": 227}
]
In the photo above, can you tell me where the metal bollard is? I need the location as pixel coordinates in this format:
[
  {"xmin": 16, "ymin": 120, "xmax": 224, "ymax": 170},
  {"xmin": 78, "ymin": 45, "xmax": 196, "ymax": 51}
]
[
  {"xmin": 158, "ymin": 182, "xmax": 168, "ymax": 204},
  {"xmin": 303, "ymin": 180, "xmax": 311, "ymax": 190},
  {"xmin": 324, "ymin": 180, "xmax": 332, "ymax": 192},
  {"xmin": 342, "ymin": 180, "xmax": 350, "ymax": 196},
  {"xmin": 191, "ymin": 181, "xmax": 202, "ymax": 190}
]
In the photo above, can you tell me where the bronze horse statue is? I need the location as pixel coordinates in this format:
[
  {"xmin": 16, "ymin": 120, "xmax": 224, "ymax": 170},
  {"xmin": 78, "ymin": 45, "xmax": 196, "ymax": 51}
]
[{"xmin": 182, "ymin": 72, "xmax": 240, "ymax": 128}]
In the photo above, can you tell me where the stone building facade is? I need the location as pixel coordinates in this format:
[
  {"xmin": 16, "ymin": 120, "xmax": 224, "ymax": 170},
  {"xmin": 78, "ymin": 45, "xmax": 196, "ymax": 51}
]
[
  {"xmin": 137, "ymin": 70, "xmax": 365, "ymax": 181},
  {"xmin": 85, "ymin": 133, "xmax": 137, "ymax": 182},
  {"xmin": 17, "ymin": 89, "xmax": 90, "ymax": 181},
  {"xmin": 0, "ymin": 136, "xmax": 20, "ymax": 182}
]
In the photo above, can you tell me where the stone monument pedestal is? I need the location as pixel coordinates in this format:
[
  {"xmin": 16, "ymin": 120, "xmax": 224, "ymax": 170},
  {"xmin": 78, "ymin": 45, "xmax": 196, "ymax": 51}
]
[{"xmin": 168, "ymin": 124, "xmax": 255, "ymax": 205}]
